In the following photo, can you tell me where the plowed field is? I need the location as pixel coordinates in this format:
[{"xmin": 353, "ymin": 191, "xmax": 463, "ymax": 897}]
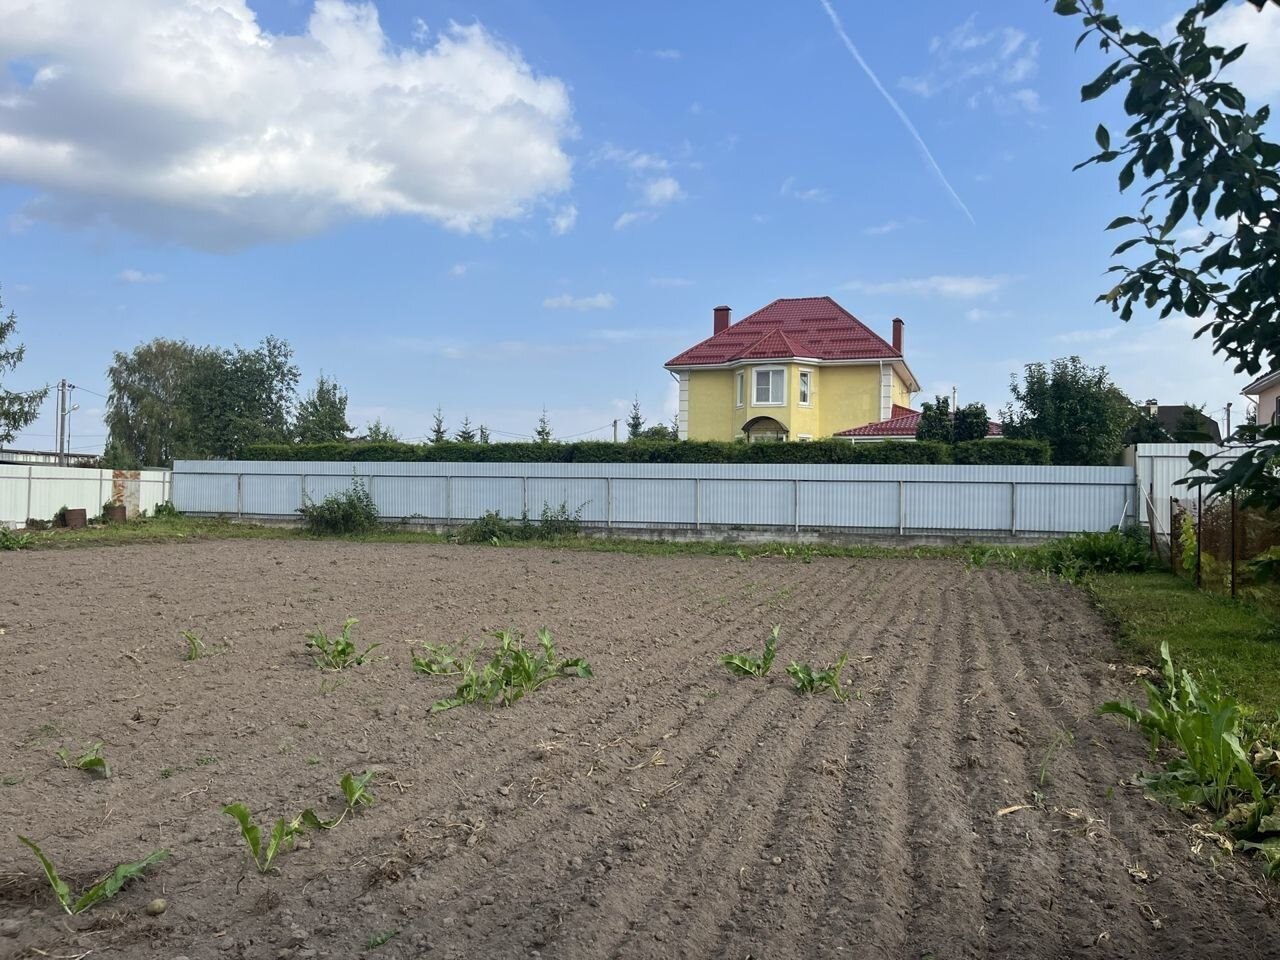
[{"xmin": 0, "ymin": 541, "xmax": 1274, "ymax": 959}]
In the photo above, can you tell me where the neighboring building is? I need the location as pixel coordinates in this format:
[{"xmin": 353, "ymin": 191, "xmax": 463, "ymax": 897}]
[
  {"xmin": 0, "ymin": 447, "xmax": 99, "ymax": 467},
  {"xmin": 834, "ymin": 404, "xmax": 1002, "ymax": 442},
  {"xmin": 1242, "ymin": 372, "xmax": 1280, "ymax": 427},
  {"xmin": 664, "ymin": 297, "xmax": 921, "ymax": 441},
  {"xmin": 1139, "ymin": 399, "xmax": 1223, "ymax": 443}
]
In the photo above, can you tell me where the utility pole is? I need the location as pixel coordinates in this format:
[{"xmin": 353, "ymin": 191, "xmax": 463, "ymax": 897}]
[
  {"xmin": 55, "ymin": 379, "xmax": 66, "ymax": 465},
  {"xmin": 1225, "ymin": 402, "xmax": 1232, "ymax": 438}
]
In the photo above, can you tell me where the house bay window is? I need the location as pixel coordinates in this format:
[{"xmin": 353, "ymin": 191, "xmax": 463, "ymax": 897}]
[{"xmin": 754, "ymin": 367, "xmax": 785, "ymax": 405}]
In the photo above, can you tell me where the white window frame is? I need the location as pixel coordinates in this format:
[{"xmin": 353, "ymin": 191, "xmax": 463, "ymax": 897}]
[
  {"xmin": 798, "ymin": 369, "xmax": 812, "ymax": 407},
  {"xmin": 752, "ymin": 366, "xmax": 786, "ymax": 406},
  {"xmin": 735, "ymin": 371, "xmax": 745, "ymax": 408}
]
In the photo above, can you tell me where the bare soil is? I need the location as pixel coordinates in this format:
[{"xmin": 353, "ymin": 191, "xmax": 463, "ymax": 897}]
[{"xmin": 0, "ymin": 541, "xmax": 1275, "ymax": 959}]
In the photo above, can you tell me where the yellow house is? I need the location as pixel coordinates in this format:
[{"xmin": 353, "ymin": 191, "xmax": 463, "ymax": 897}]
[{"xmin": 665, "ymin": 296, "xmax": 921, "ymax": 441}]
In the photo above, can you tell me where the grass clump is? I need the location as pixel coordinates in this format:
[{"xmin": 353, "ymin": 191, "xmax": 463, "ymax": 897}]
[
  {"xmin": 17, "ymin": 837, "xmax": 167, "ymax": 914},
  {"xmin": 454, "ymin": 502, "xmax": 584, "ymax": 544},
  {"xmin": 0, "ymin": 528, "xmax": 34, "ymax": 550},
  {"xmin": 430, "ymin": 628, "xmax": 593, "ymax": 712},
  {"xmin": 297, "ymin": 479, "xmax": 381, "ymax": 535},
  {"xmin": 720, "ymin": 625, "xmax": 779, "ymax": 678},
  {"xmin": 306, "ymin": 618, "xmax": 381, "ymax": 670}
]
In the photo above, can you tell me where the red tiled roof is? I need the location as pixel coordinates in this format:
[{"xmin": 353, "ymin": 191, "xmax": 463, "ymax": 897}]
[
  {"xmin": 835, "ymin": 406, "xmax": 1003, "ymax": 438},
  {"xmin": 665, "ymin": 296, "xmax": 900, "ymax": 367}
]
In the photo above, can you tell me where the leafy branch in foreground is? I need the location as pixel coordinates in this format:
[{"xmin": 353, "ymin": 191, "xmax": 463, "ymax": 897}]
[
  {"xmin": 721, "ymin": 625, "xmax": 780, "ymax": 678},
  {"xmin": 57, "ymin": 742, "xmax": 110, "ymax": 778},
  {"xmin": 430, "ymin": 629, "xmax": 593, "ymax": 712},
  {"xmin": 306, "ymin": 617, "xmax": 381, "ymax": 670},
  {"xmin": 787, "ymin": 653, "xmax": 849, "ymax": 701},
  {"xmin": 1054, "ymin": 0, "xmax": 1280, "ymax": 511},
  {"xmin": 17, "ymin": 836, "xmax": 167, "ymax": 914}
]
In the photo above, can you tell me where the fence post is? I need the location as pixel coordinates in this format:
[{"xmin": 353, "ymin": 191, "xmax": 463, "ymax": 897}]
[
  {"xmin": 236, "ymin": 474, "xmax": 244, "ymax": 518},
  {"xmin": 300, "ymin": 474, "xmax": 307, "ymax": 514},
  {"xmin": 793, "ymin": 479, "xmax": 800, "ymax": 534},
  {"xmin": 521, "ymin": 476, "xmax": 528, "ymax": 517},
  {"xmin": 606, "ymin": 477, "xmax": 612, "ymax": 529},
  {"xmin": 1230, "ymin": 488, "xmax": 1237, "ymax": 600},
  {"xmin": 694, "ymin": 477, "xmax": 701, "ymax": 530},
  {"xmin": 1196, "ymin": 485, "xmax": 1203, "ymax": 589},
  {"xmin": 25, "ymin": 466, "xmax": 32, "ymax": 523},
  {"xmin": 898, "ymin": 480, "xmax": 905, "ymax": 535},
  {"xmin": 1169, "ymin": 497, "xmax": 1177, "ymax": 574},
  {"xmin": 446, "ymin": 476, "xmax": 453, "ymax": 522},
  {"xmin": 1010, "ymin": 482, "xmax": 1017, "ymax": 536}
]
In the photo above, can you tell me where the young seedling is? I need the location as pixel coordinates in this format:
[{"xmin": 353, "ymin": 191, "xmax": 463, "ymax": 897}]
[
  {"xmin": 182, "ymin": 630, "xmax": 206, "ymax": 661},
  {"xmin": 341, "ymin": 771, "xmax": 375, "ymax": 812},
  {"xmin": 366, "ymin": 930, "xmax": 401, "ymax": 949},
  {"xmin": 787, "ymin": 653, "xmax": 850, "ymax": 701},
  {"xmin": 222, "ymin": 803, "xmax": 315, "ymax": 874},
  {"xmin": 306, "ymin": 618, "xmax": 381, "ymax": 670},
  {"xmin": 17, "ymin": 836, "xmax": 167, "ymax": 915},
  {"xmin": 720, "ymin": 625, "xmax": 780, "ymax": 678},
  {"xmin": 57, "ymin": 742, "xmax": 110, "ymax": 778},
  {"xmin": 411, "ymin": 640, "xmax": 474, "ymax": 676},
  {"xmin": 431, "ymin": 629, "xmax": 593, "ymax": 712}
]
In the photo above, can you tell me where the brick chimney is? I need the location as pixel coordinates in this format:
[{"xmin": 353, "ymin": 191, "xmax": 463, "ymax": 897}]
[
  {"xmin": 1146, "ymin": 398, "xmax": 1158, "ymax": 417},
  {"xmin": 892, "ymin": 317, "xmax": 904, "ymax": 353},
  {"xmin": 713, "ymin": 305, "xmax": 731, "ymax": 334}
]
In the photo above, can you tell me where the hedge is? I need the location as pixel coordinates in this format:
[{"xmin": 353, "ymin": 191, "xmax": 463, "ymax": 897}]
[{"xmin": 241, "ymin": 437, "xmax": 1051, "ymax": 466}]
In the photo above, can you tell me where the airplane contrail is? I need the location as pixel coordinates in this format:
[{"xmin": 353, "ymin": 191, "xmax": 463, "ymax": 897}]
[{"xmin": 817, "ymin": 0, "xmax": 975, "ymax": 224}]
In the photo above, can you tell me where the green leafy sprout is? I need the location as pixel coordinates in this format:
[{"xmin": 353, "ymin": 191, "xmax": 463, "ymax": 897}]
[
  {"xmin": 57, "ymin": 742, "xmax": 110, "ymax": 778},
  {"xmin": 17, "ymin": 836, "xmax": 167, "ymax": 914},
  {"xmin": 430, "ymin": 628, "xmax": 593, "ymax": 712},
  {"xmin": 411, "ymin": 640, "xmax": 473, "ymax": 677},
  {"xmin": 721, "ymin": 625, "xmax": 780, "ymax": 678},
  {"xmin": 182, "ymin": 630, "xmax": 205, "ymax": 661},
  {"xmin": 306, "ymin": 617, "xmax": 381, "ymax": 670},
  {"xmin": 787, "ymin": 653, "xmax": 849, "ymax": 701}
]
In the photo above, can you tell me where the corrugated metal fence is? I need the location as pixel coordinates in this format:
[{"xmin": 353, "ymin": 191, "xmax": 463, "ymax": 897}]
[
  {"xmin": 1, "ymin": 465, "xmax": 172, "ymax": 527},
  {"xmin": 172, "ymin": 460, "xmax": 1136, "ymax": 539},
  {"xmin": 1127, "ymin": 442, "xmax": 1240, "ymax": 542}
]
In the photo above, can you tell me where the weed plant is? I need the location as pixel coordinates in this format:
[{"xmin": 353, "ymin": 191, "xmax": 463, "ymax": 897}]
[
  {"xmin": 297, "ymin": 479, "xmax": 381, "ymax": 535},
  {"xmin": 306, "ymin": 618, "xmax": 380, "ymax": 669},
  {"xmin": 57, "ymin": 742, "xmax": 110, "ymax": 778},
  {"xmin": 787, "ymin": 653, "xmax": 849, "ymax": 701}
]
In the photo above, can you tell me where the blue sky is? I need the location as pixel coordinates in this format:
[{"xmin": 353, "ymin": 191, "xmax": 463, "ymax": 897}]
[{"xmin": 2, "ymin": 0, "xmax": 1278, "ymax": 452}]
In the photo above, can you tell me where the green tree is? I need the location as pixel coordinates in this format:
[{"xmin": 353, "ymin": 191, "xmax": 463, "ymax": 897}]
[
  {"xmin": 626, "ymin": 397, "xmax": 644, "ymax": 440},
  {"xmin": 1124, "ymin": 411, "xmax": 1172, "ymax": 445},
  {"xmin": 478, "ymin": 424, "xmax": 491, "ymax": 444},
  {"xmin": 0, "ymin": 286, "xmax": 49, "ymax": 445},
  {"xmin": 183, "ymin": 336, "xmax": 298, "ymax": 459},
  {"xmin": 105, "ymin": 338, "xmax": 209, "ymax": 466},
  {"xmin": 294, "ymin": 374, "xmax": 351, "ymax": 444},
  {"xmin": 535, "ymin": 408, "xmax": 553, "ymax": 444},
  {"xmin": 953, "ymin": 402, "xmax": 991, "ymax": 443},
  {"xmin": 455, "ymin": 416, "xmax": 477, "ymax": 443},
  {"xmin": 915, "ymin": 396, "xmax": 952, "ymax": 443},
  {"xmin": 638, "ymin": 423, "xmax": 676, "ymax": 440},
  {"xmin": 429, "ymin": 407, "xmax": 447, "ymax": 444},
  {"xmin": 366, "ymin": 418, "xmax": 399, "ymax": 442},
  {"xmin": 1056, "ymin": 0, "xmax": 1279, "ymax": 502},
  {"xmin": 1001, "ymin": 356, "xmax": 1134, "ymax": 465}
]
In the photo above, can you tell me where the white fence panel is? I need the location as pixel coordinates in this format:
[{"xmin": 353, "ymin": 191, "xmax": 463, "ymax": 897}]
[{"xmin": 1, "ymin": 466, "xmax": 172, "ymax": 527}]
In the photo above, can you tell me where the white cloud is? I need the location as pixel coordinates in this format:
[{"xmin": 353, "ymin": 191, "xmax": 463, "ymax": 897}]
[
  {"xmin": 542, "ymin": 292, "xmax": 615, "ymax": 311},
  {"xmin": 649, "ymin": 276, "xmax": 694, "ymax": 287},
  {"xmin": 117, "ymin": 268, "xmax": 162, "ymax": 283},
  {"xmin": 549, "ymin": 203, "xmax": 577, "ymax": 235},
  {"xmin": 614, "ymin": 211, "xmax": 654, "ymax": 230},
  {"xmin": 844, "ymin": 274, "xmax": 1009, "ymax": 298},
  {"xmin": 1206, "ymin": 1, "xmax": 1280, "ymax": 102},
  {"xmin": 900, "ymin": 15, "xmax": 1042, "ymax": 114},
  {"xmin": 450, "ymin": 263, "xmax": 467, "ymax": 278},
  {"xmin": 780, "ymin": 177, "xmax": 829, "ymax": 203},
  {"xmin": 864, "ymin": 219, "xmax": 903, "ymax": 236},
  {"xmin": 642, "ymin": 176, "xmax": 684, "ymax": 206},
  {"xmin": 0, "ymin": 1, "xmax": 574, "ymax": 248},
  {"xmin": 595, "ymin": 144, "xmax": 669, "ymax": 173},
  {"xmin": 650, "ymin": 49, "xmax": 682, "ymax": 60}
]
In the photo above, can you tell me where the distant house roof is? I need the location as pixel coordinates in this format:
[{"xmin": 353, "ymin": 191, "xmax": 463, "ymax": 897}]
[
  {"xmin": 834, "ymin": 405, "xmax": 1003, "ymax": 439},
  {"xmin": 665, "ymin": 297, "xmax": 915, "ymax": 388},
  {"xmin": 1147, "ymin": 404, "xmax": 1222, "ymax": 443}
]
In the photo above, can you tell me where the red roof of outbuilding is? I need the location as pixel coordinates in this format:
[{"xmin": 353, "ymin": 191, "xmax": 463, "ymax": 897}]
[
  {"xmin": 834, "ymin": 406, "xmax": 1003, "ymax": 438},
  {"xmin": 665, "ymin": 296, "xmax": 901, "ymax": 367}
]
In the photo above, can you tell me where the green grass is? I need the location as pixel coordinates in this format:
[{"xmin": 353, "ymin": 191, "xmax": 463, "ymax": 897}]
[{"xmin": 1088, "ymin": 571, "xmax": 1280, "ymax": 716}]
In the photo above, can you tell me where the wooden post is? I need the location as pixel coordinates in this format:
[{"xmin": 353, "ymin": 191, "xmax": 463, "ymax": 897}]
[
  {"xmin": 1195, "ymin": 486, "xmax": 1203, "ymax": 589},
  {"xmin": 1230, "ymin": 488, "xmax": 1238, "ymax": 599}
]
